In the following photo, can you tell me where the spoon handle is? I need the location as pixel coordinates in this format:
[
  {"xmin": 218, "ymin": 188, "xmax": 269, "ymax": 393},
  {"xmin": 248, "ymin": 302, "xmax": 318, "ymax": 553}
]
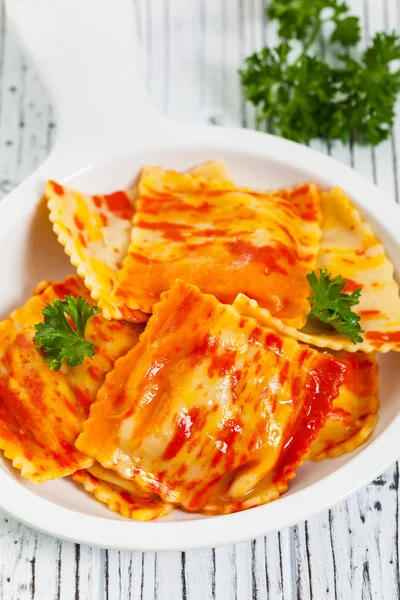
[{"xmin": 5, "ymin": 0, "xmax": 166, "ymax": 156}]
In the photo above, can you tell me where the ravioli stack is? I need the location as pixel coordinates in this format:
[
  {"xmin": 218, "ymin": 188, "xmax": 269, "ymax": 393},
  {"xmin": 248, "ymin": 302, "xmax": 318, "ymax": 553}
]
[{"xmin": 0, "ymin": 159, "xmax": 395, "ymax": 520}]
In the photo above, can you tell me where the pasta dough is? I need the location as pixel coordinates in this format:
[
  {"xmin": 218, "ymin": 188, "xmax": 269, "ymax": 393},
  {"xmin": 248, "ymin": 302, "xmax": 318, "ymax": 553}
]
[
  {"xmin": 0, "ymin": 275, "xmax": 143, "ymax": 482},
  {"xmin": 112, "ymin": 170, "xmax": 322, "ymax": 329},
  {"xmin": 77, "ymin": 280, "xmax": 345, "ymax": 513},
  {"xmin": 73, "ymin": 463, "xmax": 173, "ymax": 521}
]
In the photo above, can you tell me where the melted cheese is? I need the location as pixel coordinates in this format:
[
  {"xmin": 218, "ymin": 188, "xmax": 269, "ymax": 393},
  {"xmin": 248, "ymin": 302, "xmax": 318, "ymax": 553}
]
[
  {"xmin": 234, "ymin": 188, "xmax": 400, "ymax": 352},
  {"xmin": 112, "ymin": 171, "xmax": 322, "ymax": 328},
  {"xmin": 0, "ymin": 275, "xmax": 143, "ymax": 482},
  {"xmin": 77, "ymin": 280, "xmax": 345, "ymax": 513},
  {"xmin": 72, "ymin": 464, "xmax": 174, "ymax": 520},
  {"xmin": 308, "ymin": 351, "xmax": 379, "ymax": 460},
  {"xmin": 46, "ymin": 180, "xmax": 147, "ymax": 322}
]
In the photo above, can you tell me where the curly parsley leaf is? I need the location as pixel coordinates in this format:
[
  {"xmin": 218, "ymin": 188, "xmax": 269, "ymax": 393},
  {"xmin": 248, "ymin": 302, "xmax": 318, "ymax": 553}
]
[
  {"xmin": 307, "ymin": 270, "xmax": 364, "ymax": 344},
  {"xmin": 240, "ymin": 45, "xmax": 336, "ymax": 143},
  {"xmin": 331, "ymin": 15, "xmax": 360, "ymax": 46},
  {"xmin": 332, "ymin": 33, "xmax": 400, "ymax": 145},
  {"xmin": 34, "ymin": 296, "xmax": 100, "ymax": 371},
  {"xmin": 240, "ymin": 1, "xmax": 400, "ymax": 146},
  {"xmin": 268, "ymin": 0, "xmax": 352, "ymax": 43},
  {"xmin": 364, "ymin": 31, "xmax": 400, "ymax": 65}
]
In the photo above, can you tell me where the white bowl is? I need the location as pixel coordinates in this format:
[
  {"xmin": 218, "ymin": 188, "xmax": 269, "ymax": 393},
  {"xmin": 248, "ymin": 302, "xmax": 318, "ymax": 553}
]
[{"xmin": 1, "ymin": 0, "xmax": 400, "ymax": 551}]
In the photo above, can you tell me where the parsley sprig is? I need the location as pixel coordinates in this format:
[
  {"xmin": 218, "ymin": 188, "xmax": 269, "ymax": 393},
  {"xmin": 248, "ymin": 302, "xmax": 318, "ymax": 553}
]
[
  {"xmin": 239, "ymin": 0, "xmax": 400, "ymax": 146},
  {"xmin": 307, "ymin": 269, "xmax": 364, "ymax": 343},
  {"xmin": 268, "ymin": 0, "xmax": 361, "ymax": 48},
  {"xmin": 34, "ymin": 296, "xmax": 100, "ymax": 371}
]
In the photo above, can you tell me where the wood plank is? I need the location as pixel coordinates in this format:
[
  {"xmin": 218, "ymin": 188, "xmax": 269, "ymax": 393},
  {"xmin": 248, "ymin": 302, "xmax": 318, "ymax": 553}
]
[
  {"xmin": 201, "ymin": 0, "xmax": 228, "ymax": 126},
  {"xmin": 184, "ymin": 549, "xmax": 214, "ymax": 600},
  {"xmin": 214, "ymin": 545, "xmax": 237, "ymax": 600},
  {"xmin": 219, "ymin": 0, "xmax": 243, "ymax": 128},
  {"xmin": 385, "ymin": 0, "xmax": 400, "ymax": 205},
  {"xmin": 104, "ymin": 550, "xmax": 146, "ymax": 600},
  {"xmin": 160, "ymin": 0, "xmax": 204, "ymax": 123},
  {"xmin": 237, "ymin": 0, "xmax": 259, "ymax": 130},
  {"xmin": 0, "ymin": 1, "xmax": 24, "ymax": 197},
  {"xmin": 0, "ymin": 514, "xmax": 59, "ymax": 600},
  {"xmin": 154, "ymin": 551, "xmax": 183, "ymax": 600}
]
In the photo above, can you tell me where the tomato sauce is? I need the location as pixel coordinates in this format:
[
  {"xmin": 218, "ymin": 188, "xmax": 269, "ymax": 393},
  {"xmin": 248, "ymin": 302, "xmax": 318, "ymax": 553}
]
[
  {"xmin": 73, "ymin": 386, "xmax": 92, "ymax": 412},
  {"xmin": 92, "ymin": 195, "xmax": 103, "ymax": 208},
  {"xmin": 135, "ymin": 219, "xmax": 193, "ymax": 232},
  {"xmin": 51, "ymin": 282, "xmax": 78, "ymax": 299},
  {"xmin": 230, "ymin": 370, "xmax": 243, "ymax": 404},
  {"xmin": 284, "ymin": 185, "xmax": 320, "ymax": 221},
  {"xmin": 359, "ymin": 310, "xmax": 381, "ymax": 318},
  {"xmin": 366, "ymin": 330, "xmax": 400, "ymax": 344},
  {"xmin": 224, "ymin": 239, "xmax": 290, "ymax": 276},
  {"xmin": 343, "ymin": 278, "xmax": 363, "ymax": 293},
  {"xmin": 274, "ymin": 355, "xmax": 346, "ymax": 482},
  {"xmin": 104, "ymin": 191, "xmax": 134, "ymax": 220},
  {"xmin": 49, "ymin": 180, "xmax": 64, "ymax": 196},
  {"xmin": 162, "ymin": 407, "xmax": 200, "ymax": 460},
  {"xmin": 78, "ymin": 232, "xmax": 87, "ymax": 248},
  {"xmin": 125, "ymin": 252, "xmax": 160, "ymax": 266},
  {"xmin": 99, "ymin": 212, "xmax": 108, "ymax": 227},
  {"xmin": 207, "ymin": 348, "xmax": 237, "ymax": 378},
  {"xmin": 248, "ymin": 326, "xmax": 262, "ymax": 344},
  {"xmin": 211, "ymin": 419, "xmax": 242, "ymax": 469},
  {"xmin": 141, "ymin": 197, "xmax": 213, "ymax": 214},
  {"xmin": 264, "ymin": 332, "xmax": 283, "ymax": 353},
  {"xmin": 73, "ymin": 214, "xmax": 84, "ymax": 231}
]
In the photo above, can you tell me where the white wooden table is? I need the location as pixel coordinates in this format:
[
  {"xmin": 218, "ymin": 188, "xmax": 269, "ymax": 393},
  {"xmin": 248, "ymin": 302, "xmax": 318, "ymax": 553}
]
[{"xmin": 0, "ymin": 0, "xmax": 399, "ymax": 598}]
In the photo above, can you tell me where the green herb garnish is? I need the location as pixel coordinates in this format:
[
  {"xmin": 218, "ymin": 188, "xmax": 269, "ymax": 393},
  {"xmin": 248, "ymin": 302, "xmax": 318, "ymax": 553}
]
[
  {"xmin": 34, "ymin": 296, "xmax": 100, "ymax": 371},
  {"xmin": 307, "ymin": 269, "xmax": 363, "ymax": 343},
  {"xmin": 239, "ymin": 0, "xmax": 400, "ymax": 146}
]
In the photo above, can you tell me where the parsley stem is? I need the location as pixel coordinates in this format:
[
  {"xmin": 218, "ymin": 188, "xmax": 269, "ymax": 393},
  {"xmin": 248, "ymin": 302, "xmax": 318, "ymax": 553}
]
[{"xmin": 295, "ymin": 16, "xmax": 331, "ymax": 64}]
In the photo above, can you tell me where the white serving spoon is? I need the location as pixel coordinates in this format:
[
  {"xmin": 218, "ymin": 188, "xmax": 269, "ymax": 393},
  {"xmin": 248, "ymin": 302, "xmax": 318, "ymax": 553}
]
[{"xmin": 1, "ymin": 0, "xmax": 400, "ymax": 551}]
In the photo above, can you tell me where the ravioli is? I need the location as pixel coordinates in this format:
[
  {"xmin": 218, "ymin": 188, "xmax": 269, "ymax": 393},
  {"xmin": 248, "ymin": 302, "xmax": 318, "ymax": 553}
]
[
  {"xmin": 308, "ymin": 351, "xmax": 378, "ymax": 461},
  {"xmin": 234, "ymin": 188, "xmax": 400, "ymax": 352},
  {"xmin": 205, "ymin": 352, "xmax": 378, "ymax": 513},
  {"xmin": 314, "ymin": 188, "xmax": 400, "ymax": 351},
  {"xmin": 112, "ymin": 169, "xmax": 322, "ymax": 328},
  {"xmin": 47, "ymin": 161, "xmax": 230, "ymax": 322},
  {"xmin": 46, "ymin": 179, "xmax": 146, "ymax": 322},
  {"xmin": 0, "ymin": 275, "xmax": 143, "ymax": 483},
  {"xmin": 77, "ymin": 280, "xmax": 345, "ymax": 513},
  {"xmin": 72, "ymin": 463, "xmax": 174, "ymax": 521}
]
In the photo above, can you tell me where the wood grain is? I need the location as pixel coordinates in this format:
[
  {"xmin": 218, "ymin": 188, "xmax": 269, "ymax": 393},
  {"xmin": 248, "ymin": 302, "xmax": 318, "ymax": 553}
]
[{"xmin": 0, "ymin": 0, "xmax": 399, "ymax": 598}]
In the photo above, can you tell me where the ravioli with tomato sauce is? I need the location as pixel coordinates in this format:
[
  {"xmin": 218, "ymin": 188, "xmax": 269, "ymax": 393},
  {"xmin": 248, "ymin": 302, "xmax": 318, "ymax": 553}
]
[
  {"xmin": 112, "ymin": 169, "xmax": 322, "ymax": 328},
  {"xmin": 46, "ymin": 179, "xmax": 146, "ymax": 322},
  {"xmin": 0, "ymin": 275, "xmax": 143, "ymax": 482},
  {"xmin": 191, "ymin": 352, "xmax": 378, "ymax": 513},
  {"xmin": 72, "ymin": 463, "xmax": 173, "ymax": 521},
  {"xmin": 47, "ymin": 161, "xmax": 230, "ymax": 323},
  {"xmin": 308, "ymin": 351, "xmax": 378, "ymax": 461},
  {"xmin": 76, "ymin": 280, "xmax": 345, "ymax": 513},
  {"xmin": 234, "ymin": 188, "xmax": 400, "ymax": 352}
]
